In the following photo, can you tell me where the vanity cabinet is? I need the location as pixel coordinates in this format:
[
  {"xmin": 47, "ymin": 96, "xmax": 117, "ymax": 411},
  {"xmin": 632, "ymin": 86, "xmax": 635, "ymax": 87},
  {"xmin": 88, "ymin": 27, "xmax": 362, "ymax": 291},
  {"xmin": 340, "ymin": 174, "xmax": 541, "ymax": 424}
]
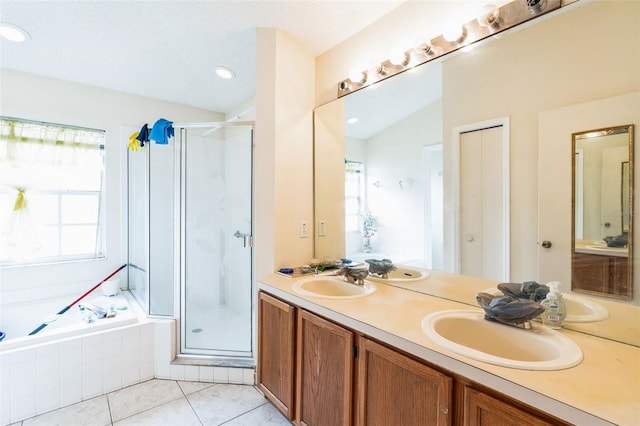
[
  {"xmin": 572, "ymin": 252, "xmax": 629, "ymax": 297},
  {"xmin": 462, "ymin": 386, "xmax": 566, "ymax": 426},
  {"xmin": 257, "ymin": 290, "xmax": 568, "ymax": 426},
  {"xmin": 355, "ymin": 336, "xmax": 452, "ymax": 425},
  {"xmin": 257, "ymin": 292, "xmax": 296, "ymax": 420},
  {"xmin": 296, "ymin": 309, "xmax": 353, "ymax": 426}
]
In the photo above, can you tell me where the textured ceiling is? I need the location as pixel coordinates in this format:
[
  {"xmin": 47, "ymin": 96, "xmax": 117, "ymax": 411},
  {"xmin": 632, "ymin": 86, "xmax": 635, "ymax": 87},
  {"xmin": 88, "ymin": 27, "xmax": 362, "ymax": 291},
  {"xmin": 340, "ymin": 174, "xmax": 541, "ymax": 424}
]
[{"xmin": 0, "ymin": 0, "xmax": 406, "ymax": 113}]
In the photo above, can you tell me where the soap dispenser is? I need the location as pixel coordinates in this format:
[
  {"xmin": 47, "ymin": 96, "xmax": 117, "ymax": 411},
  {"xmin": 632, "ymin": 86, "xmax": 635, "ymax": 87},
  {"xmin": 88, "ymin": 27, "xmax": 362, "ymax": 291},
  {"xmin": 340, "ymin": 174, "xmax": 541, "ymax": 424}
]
[{"xmin": 540, "ymin": 281, "xmax": 566, "ymax": 329}]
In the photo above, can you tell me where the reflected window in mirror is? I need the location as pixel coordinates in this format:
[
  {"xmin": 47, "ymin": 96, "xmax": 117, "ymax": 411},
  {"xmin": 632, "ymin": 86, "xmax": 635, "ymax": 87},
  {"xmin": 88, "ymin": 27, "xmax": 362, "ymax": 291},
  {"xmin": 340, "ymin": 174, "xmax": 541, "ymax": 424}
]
[
  {"xmin": 572, "ymin": 124, "xmax": 634, "ymax": 300},
  {"xmin": 345, "ymin": 160, "xmax": 364, "ymax": 234}
]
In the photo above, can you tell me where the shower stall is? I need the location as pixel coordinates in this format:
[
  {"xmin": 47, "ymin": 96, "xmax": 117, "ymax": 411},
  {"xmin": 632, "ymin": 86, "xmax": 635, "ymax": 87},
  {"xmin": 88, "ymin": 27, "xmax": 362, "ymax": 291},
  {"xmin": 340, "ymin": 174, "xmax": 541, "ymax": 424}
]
[{"xmin": 127, "ymin": 122, "xmax": 254, "ymax": 364}]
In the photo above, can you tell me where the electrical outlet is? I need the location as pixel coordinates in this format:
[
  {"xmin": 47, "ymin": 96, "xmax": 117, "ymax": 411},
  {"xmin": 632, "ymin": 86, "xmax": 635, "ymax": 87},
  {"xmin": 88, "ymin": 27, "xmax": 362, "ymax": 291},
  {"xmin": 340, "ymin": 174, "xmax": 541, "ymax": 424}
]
[
  {"xmin": 318, "ymin": 220, "xmax": 327, "ymax": 236},
  {"xmin": 300, "ymin": 221, "xmax": 309, "ymax": 238}
]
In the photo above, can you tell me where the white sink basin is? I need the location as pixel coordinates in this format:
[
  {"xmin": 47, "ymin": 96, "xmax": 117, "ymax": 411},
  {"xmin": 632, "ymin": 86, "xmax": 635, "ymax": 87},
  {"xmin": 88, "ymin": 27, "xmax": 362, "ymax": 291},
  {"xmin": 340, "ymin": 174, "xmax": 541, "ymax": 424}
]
[
  {"xmin": 292, "ymin": 276, "xmax": 377, "ymax": 299},
  {"xmin": 421, "ymin": 310, "xmax": 583, "ymax": 370},
  {"xmin": 481, "ymin": 288, "xmax": 608, "ymax": 323},
  {"xmin": 367, "ymin": 266, "xmax": 429, "ymax": 283}
]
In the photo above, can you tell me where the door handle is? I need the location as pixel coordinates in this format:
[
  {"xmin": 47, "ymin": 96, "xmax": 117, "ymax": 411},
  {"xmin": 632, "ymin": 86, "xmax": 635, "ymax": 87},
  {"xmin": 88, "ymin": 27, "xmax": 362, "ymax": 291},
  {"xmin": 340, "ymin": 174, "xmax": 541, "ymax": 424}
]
[
  {"xmin": 234, "ymin": 230, "xmax": 253, "ymax": 248},
  {"xmin": 541, "ymin": 240, "xmax": 552, "ymax": 249}
]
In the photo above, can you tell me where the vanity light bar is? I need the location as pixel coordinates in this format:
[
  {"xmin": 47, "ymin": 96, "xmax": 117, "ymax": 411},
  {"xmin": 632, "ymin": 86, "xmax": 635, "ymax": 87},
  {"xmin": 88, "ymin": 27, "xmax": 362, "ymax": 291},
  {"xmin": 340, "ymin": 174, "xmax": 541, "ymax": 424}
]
[{"xmin": 337, "ymin": 0, "xmax": 568, "ymax": 98}]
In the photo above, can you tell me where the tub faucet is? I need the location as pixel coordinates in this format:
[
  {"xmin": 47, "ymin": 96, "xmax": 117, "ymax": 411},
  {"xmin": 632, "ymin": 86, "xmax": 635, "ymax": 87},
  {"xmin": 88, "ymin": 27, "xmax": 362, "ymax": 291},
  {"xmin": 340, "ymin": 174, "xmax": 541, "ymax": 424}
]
[{"xmin": 78, "ymin": 303, "xmax": 107, "ymax": 319}]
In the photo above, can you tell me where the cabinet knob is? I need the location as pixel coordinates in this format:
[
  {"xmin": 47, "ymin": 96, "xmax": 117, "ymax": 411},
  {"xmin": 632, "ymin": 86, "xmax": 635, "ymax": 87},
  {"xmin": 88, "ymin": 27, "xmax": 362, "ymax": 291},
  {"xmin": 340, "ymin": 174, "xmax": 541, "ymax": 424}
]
[{"xmin": 541, "ymin": 240, "xmax": 552, "ymax": 249}]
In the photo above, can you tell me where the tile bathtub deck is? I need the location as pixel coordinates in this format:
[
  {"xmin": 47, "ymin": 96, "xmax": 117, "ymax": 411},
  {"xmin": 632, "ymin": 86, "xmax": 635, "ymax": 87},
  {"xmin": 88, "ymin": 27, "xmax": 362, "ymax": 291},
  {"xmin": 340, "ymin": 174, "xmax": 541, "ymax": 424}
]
[{"xmin": 12, "ymin": 379, "xmax": 291, "ymax": 426}]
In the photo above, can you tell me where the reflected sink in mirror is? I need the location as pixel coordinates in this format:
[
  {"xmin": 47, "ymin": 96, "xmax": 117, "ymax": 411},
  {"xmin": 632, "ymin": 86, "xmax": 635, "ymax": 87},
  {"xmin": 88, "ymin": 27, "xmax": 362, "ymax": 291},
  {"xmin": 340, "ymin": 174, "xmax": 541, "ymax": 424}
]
[
  {"xmin": 367, "ymin": 266, "xmax": 430, "ymax": 283},
  {"xmin": 421, "ymin": 310, "xmax": 583, "ymax": 370},
  {"xmin": 481, "ymin": 288, "xmax": 609, "ymax": 323},
  {"xmin": 292, "ymin": 276, "xmax": 377, "ymax": 299}
]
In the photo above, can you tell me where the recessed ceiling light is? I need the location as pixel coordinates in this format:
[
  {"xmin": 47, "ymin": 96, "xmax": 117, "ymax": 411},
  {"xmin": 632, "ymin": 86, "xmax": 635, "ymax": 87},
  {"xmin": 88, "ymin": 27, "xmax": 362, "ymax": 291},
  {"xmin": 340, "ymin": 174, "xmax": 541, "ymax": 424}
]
[
  {"xmin": 0, "ymin": 22, "xmax": 31, "ymax": 42},
  {"xmin": 215, "ymin": 66, "xmax": 235, "ymax": 80},
  {"xmin": 347, "ymin": 117, "xmax": 359, "ymax": 124}
]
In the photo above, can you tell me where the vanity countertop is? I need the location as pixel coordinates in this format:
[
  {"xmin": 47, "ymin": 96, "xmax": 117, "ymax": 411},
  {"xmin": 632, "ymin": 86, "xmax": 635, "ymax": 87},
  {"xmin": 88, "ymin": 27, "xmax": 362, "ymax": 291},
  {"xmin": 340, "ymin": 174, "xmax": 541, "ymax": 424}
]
[
  {"xmin": 258, "ymin": 273, "xmax": 640, "ymax": 426},
  {"xmin": 574, "ymin": 240, "xmax": 629, "ymax": 258}
]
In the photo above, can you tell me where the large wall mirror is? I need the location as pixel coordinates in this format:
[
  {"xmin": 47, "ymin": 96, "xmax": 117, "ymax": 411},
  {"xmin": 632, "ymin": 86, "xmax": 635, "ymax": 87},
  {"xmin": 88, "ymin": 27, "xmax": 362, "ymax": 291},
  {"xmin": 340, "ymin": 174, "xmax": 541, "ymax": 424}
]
[
  {"xmin": 572, "ymin": 125, "xmax": 634, "ymax": 300},
  {"xmin": 314, "ymin": 0, "xmax": 639, "ymax": 347}
]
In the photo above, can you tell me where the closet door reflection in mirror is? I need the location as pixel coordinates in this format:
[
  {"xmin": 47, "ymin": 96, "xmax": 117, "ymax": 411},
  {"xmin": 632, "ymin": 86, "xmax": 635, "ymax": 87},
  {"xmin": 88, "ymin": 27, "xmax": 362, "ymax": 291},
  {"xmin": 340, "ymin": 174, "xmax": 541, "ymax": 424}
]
[{"xmin": 572, "ymin": 124, "xmax": 634, "ymax": 300}]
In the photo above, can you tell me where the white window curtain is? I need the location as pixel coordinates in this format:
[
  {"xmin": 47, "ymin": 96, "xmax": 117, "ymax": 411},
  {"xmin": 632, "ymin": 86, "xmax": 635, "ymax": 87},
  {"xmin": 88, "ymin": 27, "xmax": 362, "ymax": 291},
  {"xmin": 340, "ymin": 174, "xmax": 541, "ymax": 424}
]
[{"xmin": 0, "ymin": 118, "xmax": 104, "ymax": 262}]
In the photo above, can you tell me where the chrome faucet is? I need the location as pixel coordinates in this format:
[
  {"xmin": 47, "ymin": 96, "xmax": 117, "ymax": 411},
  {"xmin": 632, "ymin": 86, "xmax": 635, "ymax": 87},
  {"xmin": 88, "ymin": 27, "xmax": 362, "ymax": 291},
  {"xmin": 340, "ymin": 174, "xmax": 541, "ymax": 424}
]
[
  {"xmin": 337, "ymin": 266, "xmax": 369, "ymax": 286},
  {"xmin": 78, "ymin": 303, "xmax": 107, "ymax": 319}
]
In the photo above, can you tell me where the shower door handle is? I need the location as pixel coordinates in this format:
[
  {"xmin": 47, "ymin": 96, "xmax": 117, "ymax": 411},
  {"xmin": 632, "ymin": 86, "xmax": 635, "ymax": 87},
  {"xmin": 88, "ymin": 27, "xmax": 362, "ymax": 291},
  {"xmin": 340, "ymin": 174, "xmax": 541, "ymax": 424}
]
[{"xmin": 234, "ymin": 230, "xmax": 253, "ymax": 248}]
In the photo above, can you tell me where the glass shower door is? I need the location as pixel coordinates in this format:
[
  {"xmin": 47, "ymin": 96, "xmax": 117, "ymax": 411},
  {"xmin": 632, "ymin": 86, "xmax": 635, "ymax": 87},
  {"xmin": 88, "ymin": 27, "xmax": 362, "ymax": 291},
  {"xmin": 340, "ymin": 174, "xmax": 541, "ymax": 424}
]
[{"xmin": 180, "ymin": 125, "xmax": 253, "ymax": 359}]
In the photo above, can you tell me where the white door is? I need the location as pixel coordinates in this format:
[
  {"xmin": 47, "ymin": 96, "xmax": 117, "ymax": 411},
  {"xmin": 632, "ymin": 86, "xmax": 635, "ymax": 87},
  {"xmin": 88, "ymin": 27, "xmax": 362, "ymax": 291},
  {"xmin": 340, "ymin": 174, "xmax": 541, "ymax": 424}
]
[
  {"xmin": 459, "ymin": 126, "xmax": 507, "ymax": 280},
  {"xmin": 537, "ymin": 92, "xmax": 639, "ymax": 285}
]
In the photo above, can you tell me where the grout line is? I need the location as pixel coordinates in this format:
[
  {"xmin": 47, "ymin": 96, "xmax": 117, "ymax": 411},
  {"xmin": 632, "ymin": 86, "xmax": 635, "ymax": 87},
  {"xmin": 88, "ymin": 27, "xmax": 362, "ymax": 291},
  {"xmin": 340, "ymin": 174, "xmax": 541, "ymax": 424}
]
[{"xmin": 217, "ymin": 401, "xmax": 271, "ymax": 425}]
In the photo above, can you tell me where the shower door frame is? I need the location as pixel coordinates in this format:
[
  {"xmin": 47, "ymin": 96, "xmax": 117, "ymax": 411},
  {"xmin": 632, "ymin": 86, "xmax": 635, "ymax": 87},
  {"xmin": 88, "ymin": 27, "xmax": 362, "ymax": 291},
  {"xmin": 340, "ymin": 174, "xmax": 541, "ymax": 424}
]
[{"xmin": 174, "ymin": 121, "xmax": 255, "ymax": 363}]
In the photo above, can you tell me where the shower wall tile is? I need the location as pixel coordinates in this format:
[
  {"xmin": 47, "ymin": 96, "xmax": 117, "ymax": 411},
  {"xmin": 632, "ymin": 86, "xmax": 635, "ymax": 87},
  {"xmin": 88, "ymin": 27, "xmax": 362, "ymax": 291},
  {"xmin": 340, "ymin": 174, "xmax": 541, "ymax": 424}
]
[
  {"xmin": 122, "ymin": 364, "xmax": 141, "ymax": 388},
  {"xmin": 213, "ymin": 367, "xmax": 229, "ymax": 383},
  {"xmin": 184, "ymin": 365, "xmax": 199, "ymax": 381},
  {"xmin": 81, "ymin": 360, "xmax": 103, "ymax": 399},
  {"xmin": 9, "ymin": 395, "xmax": 35, "ymax": 423},
  {"xmin": 59, "ymin": 339, "xmax": 82, "ymax": 369},
  {"xmin": 0, "ymin": 354, "xmax": 10, "ymax": 426},
  {"xmin": 59, "ymin": 380, "xmax": 82, "ymax": 407},
  {"xmin": 82, "ymin": 334, "xmax": 103, "ymax": 362},
  {"xmin": 170, "ymin": 363, "xmax": 185, "ymax": 381},
  {"xmin": 155, "ymin": 360, "xmax": 171, "ymax": 379},
  {"xmin": 242, "ymin": 368, "xmax": 255, "ymax": 385},
  {"xmin": 228, "ymin": 368, "xmax": 244, "ymax": 384},
  {"xmin": 140, "ymin": 360, "xmax": 155, "ymax": 381},
  {"xmin": 199, "ymin": 366, "xmax": 214, "ymax": 382},
  {"xmin": 35, "ymin": 386, "xmax": 59, "ymax": 415}
]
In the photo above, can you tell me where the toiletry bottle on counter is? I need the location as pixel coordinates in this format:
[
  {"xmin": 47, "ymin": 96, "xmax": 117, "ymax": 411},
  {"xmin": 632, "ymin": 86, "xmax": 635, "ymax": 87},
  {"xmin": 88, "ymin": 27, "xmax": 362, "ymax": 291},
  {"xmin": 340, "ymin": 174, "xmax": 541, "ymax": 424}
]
[{"xmin": 540, "ymin": 281, "xmax": 566, "ymax": 329}]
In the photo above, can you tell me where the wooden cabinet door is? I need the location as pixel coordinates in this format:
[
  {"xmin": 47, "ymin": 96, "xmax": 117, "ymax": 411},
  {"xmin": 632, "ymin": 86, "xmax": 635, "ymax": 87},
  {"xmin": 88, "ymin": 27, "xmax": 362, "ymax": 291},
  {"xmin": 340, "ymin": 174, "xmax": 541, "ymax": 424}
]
[
  {"xmin": 257, "ymin": 291, "xmax": 296, "ymax": 420},
  {"xmin": 572, "ymin": 253, "xmax": 609, "ymax": 293},
  {"xmin": 464, "ymin": 387, "xmax": 558, "ymax": 426},
  {"xmin": 356, "ymin": 336, "xmax": 452, "ymax": 426},
  {"xmin": 296, "ymin": 309, "xmax": 354, "ymax": 426}
]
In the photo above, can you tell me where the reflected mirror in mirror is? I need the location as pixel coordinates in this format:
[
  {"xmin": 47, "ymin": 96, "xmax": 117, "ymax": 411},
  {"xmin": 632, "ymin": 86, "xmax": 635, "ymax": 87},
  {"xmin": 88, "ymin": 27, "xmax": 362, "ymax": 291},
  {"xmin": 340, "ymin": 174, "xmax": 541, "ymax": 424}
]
[{"xmin": 572, "ymin": 124, "xmax": 634, "ymax": 300}]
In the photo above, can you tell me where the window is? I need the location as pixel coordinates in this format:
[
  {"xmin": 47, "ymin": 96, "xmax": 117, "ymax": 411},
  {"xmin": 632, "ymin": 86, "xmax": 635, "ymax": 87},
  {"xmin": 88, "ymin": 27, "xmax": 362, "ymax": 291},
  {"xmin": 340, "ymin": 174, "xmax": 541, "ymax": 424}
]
[
  {"xmin": 0, "ymin": 117, "xmax": 106, "ymax": 266},
  {"xmin": 345, "ymin": 160, "xmax": 364, "ymax": 233}
]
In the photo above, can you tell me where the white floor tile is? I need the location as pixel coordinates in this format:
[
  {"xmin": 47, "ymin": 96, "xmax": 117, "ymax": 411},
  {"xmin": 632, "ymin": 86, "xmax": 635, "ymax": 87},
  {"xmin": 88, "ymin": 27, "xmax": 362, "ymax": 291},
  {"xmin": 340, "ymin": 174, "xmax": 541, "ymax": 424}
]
[
  {"xmin": 224, "ymin": 402, "xmax": 292, "ymax": 426},
  {"xmin": 177, "ymin": 380, "xmax": 215, "ymax": 395},
  {"xmin": 187, "ymin": 384, "xmax": 265, "ymax": 425},
  {"xmin": 113, "ymin": 397, "xmax": 200, "ymax": 426},
  {"xmin": 107, "ymin": 379, "xmax": 183, "ymax": 422},
  {"xmin": 22, "ymin": 395, "xmax": 110, "ymax": 426}
]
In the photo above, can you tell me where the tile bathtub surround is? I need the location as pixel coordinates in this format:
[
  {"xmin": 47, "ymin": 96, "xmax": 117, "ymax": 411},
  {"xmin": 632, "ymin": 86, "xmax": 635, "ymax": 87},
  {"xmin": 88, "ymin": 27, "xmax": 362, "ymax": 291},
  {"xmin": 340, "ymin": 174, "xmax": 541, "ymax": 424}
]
[
  {"xmin": 18, "ymin": 379, "xmax": 291, "ymax": 426},
  {"xmin": 1, "ymin": 321, "xmax": 156, "ymax": 425}
]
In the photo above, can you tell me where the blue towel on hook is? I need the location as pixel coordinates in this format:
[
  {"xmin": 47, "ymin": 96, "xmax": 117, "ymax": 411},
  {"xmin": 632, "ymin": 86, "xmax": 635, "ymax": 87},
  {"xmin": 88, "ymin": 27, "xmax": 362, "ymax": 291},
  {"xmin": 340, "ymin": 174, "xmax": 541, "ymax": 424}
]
[
  {"xmin": 149, "ymin": 118, "xmax": 174, "ymax": 145},
  {"xmin": 136, "ymin": 123, "xmax": 150, "ymax": 147}
]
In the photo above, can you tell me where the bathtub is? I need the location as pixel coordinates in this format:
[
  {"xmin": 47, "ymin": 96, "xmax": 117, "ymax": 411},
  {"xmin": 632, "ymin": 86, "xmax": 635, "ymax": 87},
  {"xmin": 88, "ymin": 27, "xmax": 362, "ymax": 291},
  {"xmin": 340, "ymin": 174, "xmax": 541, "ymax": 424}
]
[{"xmin": 0, "ymin": 290, "xmax": 156, "ymax": 425}]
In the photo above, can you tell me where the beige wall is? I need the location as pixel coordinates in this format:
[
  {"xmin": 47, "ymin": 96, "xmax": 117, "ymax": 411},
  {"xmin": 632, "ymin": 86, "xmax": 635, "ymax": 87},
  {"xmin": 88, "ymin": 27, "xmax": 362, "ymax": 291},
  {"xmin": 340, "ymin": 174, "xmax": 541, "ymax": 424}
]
[
  {"xmin": 315, "ymin": 0, "xmax": 640, "ymax": 282},
  {"xmin": 0, "ymin": 69, "xmax": 221, "ymax": 293},
  {"xmin": 255, "ymin": 28, "xmax": 315, "ymax": 279}
]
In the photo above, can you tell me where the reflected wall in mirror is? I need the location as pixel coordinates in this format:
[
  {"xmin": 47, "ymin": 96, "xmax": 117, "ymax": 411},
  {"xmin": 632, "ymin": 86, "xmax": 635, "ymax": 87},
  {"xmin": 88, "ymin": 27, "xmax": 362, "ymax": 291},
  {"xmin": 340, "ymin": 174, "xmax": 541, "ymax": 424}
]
[
  {"xmin": 572, "ymin": 125, "xmax": 634, "ymax": 300},
  {"xmin": 314, "ymin": 62, "xmax": 443, "ymax": 268}
]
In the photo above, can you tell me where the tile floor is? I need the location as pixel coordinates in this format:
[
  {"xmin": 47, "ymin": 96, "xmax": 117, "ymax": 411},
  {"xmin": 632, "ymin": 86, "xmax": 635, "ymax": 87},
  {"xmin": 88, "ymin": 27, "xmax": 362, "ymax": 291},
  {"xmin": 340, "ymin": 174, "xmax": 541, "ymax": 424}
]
[{"xmin": 11, "ymin": 379, "xmax": 292, "ymax": 426}]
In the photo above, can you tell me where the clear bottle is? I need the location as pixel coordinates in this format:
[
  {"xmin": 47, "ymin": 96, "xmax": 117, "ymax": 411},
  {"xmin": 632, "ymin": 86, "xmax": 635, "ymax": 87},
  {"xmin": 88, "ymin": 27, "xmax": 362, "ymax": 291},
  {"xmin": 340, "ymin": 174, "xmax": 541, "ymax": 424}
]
[{"xmin": 540, "ymin": 282, "xmax": 566, "ymax": 329}]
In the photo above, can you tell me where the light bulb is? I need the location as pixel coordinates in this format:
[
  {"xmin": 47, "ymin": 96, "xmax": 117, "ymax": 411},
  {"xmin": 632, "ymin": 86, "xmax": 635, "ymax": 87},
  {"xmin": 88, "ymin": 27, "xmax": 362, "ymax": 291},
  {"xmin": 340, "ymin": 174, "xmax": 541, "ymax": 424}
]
[
  {"xmin": 413, "ymin": 35, "xmax": 435, "ymax": 57},
  {"xmin": 389, "ymin": 49, "xmax": 410, "ymax": 66},
  {"xmin": 442, "ymin": 25, "xmax": 467, "ymax": 43},
  {"xmin": 348, "ymin": 69, "xmax": 367, "ymax": 84},
  {"xmin": 477, "ymin": 4, "xmax": 501, "ymax": 28}
]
